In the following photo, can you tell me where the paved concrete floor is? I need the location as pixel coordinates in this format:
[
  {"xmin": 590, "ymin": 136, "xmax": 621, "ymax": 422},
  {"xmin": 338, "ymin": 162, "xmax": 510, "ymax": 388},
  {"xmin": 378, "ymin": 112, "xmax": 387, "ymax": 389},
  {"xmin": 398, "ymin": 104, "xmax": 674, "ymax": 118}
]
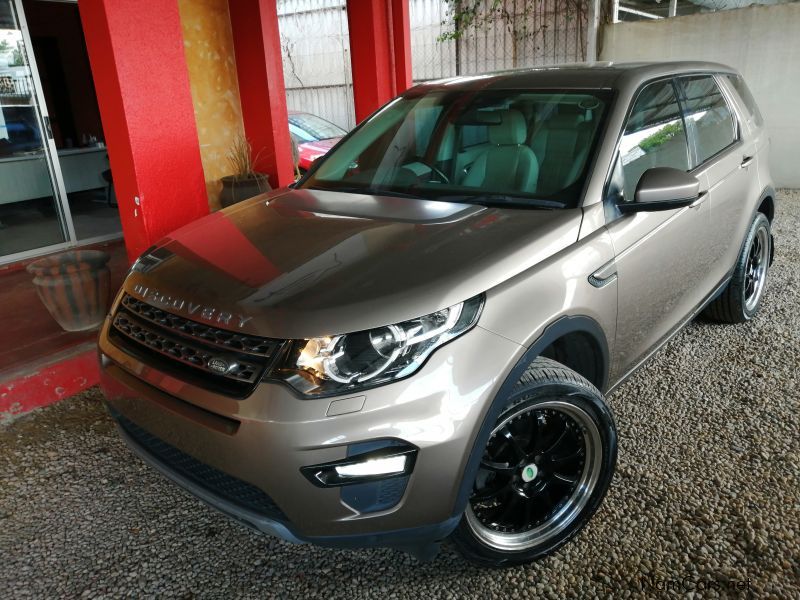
[{"xmin": 1, "ymin": 192, "xmax": 798, "ymax": 599}]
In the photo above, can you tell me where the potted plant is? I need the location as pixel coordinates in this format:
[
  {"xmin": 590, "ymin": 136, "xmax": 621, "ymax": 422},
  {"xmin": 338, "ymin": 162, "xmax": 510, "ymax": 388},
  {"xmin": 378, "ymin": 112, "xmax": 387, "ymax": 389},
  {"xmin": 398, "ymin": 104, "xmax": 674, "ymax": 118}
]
[
  {"xmin": 219, "ymin": 135, "xmax": 271, "ymax": 208},
  {"xmin": 27, "ymin": 249, "xmax": 111, "ymax": 332}
]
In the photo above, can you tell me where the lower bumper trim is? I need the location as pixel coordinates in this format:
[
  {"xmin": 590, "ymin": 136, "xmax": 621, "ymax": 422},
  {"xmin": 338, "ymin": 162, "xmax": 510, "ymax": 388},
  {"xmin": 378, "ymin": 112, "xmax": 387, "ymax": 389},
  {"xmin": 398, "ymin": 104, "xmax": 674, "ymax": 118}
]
[
  {"xmin": 110, "ymin": 404, "xmax": 461, "ymax": 560},
  {"xmin": 115, "ymin": 422, "xmax": 305, "ymax": 544}
]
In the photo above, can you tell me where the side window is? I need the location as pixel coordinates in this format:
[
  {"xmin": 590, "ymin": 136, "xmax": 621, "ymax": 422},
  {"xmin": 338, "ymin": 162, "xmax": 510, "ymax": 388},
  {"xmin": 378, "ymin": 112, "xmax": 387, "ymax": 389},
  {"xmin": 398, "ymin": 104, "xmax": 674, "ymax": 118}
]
[
  {"xmin": 677, "ymin": 76, "xmax": 737, "ymax": 166},
  {"xmin": 619, "ymin": 80, "xmax": 690, "ymax": 202},
  {"xmin": 725, "ymin": 74, "xmax": 764, "ymax": 127}
]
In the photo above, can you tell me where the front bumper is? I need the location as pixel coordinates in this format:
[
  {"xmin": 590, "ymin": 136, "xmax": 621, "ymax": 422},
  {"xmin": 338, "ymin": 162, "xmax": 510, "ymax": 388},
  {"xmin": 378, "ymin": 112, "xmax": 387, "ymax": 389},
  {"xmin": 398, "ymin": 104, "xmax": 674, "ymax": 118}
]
[{"xmin": 98, "ymin": 315, "xmax": 523, "ymax": 552}]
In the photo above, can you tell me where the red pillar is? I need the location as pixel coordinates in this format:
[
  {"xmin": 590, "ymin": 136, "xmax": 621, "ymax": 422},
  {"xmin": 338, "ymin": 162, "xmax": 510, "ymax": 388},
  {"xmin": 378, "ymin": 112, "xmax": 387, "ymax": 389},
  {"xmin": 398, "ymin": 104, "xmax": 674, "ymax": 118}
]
[
  {"xmin": 228, "ymin": 0, "xmax": 295, "ymax": 189},
  {"xmin": 346, "ymin": 0, "xmax": 412, "ymax": 123},
  {"xmin": 390, "ymin": 0, "xmax": 413, "ymax": 94},
  {"xmin": 78, "ymin": 0, "xmax": 209, "ymax": 263}
]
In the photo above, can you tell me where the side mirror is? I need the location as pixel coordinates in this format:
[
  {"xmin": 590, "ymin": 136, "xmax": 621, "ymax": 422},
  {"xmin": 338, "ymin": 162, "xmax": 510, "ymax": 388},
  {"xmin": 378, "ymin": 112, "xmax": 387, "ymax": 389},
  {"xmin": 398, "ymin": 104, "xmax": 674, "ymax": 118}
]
[{"xmin": 618, "ymin": 167, "xmax": 701, "ymax": 213}]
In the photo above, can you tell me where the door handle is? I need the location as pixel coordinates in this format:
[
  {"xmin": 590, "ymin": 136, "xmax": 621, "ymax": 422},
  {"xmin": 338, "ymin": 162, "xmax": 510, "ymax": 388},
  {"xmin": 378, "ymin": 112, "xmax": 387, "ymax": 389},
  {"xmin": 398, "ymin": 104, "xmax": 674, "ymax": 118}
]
[{"xmin": 740, "ymin": 155, "xmax": 754, "ymax": 168}]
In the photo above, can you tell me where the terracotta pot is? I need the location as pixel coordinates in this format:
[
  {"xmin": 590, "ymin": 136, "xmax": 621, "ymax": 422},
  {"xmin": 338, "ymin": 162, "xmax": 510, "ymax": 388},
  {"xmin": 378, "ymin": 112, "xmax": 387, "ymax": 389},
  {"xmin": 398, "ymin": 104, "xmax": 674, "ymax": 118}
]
[
  {"xmin": 219, "ymin": 173, "xmax": 271, "ymax": 208},
  {"xmin": 27, "ymin": 250, "xmax": 111, "ymax": 332}
]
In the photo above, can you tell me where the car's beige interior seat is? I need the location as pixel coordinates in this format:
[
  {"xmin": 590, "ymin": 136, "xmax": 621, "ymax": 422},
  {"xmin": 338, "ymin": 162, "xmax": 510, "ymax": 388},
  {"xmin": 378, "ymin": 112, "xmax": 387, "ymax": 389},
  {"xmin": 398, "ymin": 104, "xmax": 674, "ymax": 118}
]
[
  {"xmin": 460, "ymin": 109, "xmax": 539, "ymax": 193},
  {"xmin": 530, "ymin": 114, "xmax": 593, "ymax": 195}
]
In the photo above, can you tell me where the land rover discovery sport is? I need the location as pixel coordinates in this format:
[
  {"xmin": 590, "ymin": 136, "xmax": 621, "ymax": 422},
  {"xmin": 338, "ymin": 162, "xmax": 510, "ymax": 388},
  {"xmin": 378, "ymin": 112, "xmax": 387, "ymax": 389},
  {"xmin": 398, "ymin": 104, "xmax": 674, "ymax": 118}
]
[{"xmin": 98, "ymin": 62, "xmax": 774, "ymax": 566}]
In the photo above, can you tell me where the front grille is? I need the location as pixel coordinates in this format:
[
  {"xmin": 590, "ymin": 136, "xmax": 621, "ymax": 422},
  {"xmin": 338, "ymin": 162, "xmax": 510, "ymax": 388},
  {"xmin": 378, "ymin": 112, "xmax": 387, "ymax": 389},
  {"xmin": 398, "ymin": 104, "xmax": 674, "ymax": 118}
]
[
  {"xmin": 121, "ymin": 295, "xmax": 276, "ymax": 356},
  {"xmin": 109, "ymin": 294, "xmax": 283, "ymax": 397},
  {"xmin": 115, "ymin": 411, "xmax": 287, "ymax": 522}
]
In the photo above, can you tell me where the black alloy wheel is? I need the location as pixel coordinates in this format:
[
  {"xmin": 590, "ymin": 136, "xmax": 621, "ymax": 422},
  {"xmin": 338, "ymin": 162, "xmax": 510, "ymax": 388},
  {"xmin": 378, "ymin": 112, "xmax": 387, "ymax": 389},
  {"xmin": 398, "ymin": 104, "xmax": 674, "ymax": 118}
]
[{"xmin": 451, "ymin": 357, "xmax": 617, "ymax": 567}]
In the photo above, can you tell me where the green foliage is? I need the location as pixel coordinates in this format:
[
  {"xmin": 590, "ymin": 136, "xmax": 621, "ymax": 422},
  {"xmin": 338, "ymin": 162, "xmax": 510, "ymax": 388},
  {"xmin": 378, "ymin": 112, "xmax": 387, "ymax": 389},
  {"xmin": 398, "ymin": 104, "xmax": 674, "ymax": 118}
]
[
  {"xmin": 438, "ymin": 1, "xmax": 507, "ymax": 41},
  {"xmin": 11, "ymin": 47, "xmax": 25, "ymax": 67},
  {"xmin": 437, "ymin": 0, "xmax": 588, "ymax": 43},
  {"xmin": 639, "ymin": 122, "xmax": 683, "ymax": 153}
]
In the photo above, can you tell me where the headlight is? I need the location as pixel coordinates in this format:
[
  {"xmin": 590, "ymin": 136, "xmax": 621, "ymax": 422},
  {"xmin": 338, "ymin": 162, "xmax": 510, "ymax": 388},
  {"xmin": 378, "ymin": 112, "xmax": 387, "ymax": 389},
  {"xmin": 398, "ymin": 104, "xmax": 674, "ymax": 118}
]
[{"xmin": 271, "ymin": 295, "xmax": 484, "ymax": 396}]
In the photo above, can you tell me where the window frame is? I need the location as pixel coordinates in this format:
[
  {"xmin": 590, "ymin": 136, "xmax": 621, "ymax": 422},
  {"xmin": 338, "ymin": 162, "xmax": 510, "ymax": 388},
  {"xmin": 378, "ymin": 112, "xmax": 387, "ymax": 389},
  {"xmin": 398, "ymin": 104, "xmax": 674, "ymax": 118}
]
[
  {"xmin": 674, "ymin": 74, "xmax": 741, "ymax": 170},
  {"xmin": 601, "ymin": 71, "xmax": 742, "ymax": 221},
  {"xmin": 601, "ymin": 75, "xmax": 692, "ymax": 215}
]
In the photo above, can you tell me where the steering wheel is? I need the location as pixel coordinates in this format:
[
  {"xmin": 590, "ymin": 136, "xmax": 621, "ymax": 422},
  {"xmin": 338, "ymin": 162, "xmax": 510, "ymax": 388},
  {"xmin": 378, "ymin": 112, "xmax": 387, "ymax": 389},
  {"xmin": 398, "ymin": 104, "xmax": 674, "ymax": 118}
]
[{"xmin": 418, "ymin": 160, "xmax": 450, "ymax": 184}]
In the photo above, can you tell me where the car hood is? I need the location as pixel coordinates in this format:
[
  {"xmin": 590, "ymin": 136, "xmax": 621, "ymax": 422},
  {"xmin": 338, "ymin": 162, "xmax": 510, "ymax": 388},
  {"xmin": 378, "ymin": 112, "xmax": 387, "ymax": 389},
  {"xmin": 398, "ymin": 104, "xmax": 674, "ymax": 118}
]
[{"xmin": 124, "ymin": 188, "xmax": 582, "ymax": 339}]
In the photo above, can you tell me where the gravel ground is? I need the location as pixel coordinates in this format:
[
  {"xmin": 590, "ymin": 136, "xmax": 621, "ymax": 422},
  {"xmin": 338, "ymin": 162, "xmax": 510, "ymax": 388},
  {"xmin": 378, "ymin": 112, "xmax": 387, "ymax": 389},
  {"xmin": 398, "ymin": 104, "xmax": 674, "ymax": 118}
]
[{"xmin": 2, "ymin": 191, "xmax": 799, "ymax": 599}]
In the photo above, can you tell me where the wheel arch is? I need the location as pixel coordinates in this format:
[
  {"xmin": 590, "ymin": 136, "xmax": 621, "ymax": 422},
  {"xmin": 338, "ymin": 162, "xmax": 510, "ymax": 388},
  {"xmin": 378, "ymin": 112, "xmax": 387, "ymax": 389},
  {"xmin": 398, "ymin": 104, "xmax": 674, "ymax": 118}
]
[
  {"xmin": 756, "ymin": 186, "xmax": 775, "ymax": 223},
  {"xmin": 451, "ymin": 315, "xmax": 609, "ymax": 519},
  {"xmin": 753, "ymin": 186, "xmax": 775, "ymax": 224},
  {"xmin": 752, "ymin": 186, "xmax": 776, "ymax": 266}
]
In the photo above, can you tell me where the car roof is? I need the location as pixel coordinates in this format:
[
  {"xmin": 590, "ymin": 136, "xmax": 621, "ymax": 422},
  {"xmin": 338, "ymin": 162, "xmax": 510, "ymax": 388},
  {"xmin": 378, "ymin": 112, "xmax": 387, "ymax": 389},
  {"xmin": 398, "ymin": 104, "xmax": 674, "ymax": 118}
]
[{"xmin": 407, "ymin": 61, "xmax": 739, "ymax": 94}]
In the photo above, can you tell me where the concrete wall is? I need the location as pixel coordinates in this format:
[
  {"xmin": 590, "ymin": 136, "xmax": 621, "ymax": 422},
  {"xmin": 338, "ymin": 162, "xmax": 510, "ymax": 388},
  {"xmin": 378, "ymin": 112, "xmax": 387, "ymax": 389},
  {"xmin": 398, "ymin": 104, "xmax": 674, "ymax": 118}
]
[{"xmin": 601, "ymin": 3, "xmax": 800, "ymax": 188}]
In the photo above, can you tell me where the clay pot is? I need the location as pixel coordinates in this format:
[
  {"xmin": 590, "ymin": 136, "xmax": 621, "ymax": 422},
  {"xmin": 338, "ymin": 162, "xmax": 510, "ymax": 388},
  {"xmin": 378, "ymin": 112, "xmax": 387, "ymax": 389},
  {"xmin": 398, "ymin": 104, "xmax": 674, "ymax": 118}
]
[
  {"xmin": 27, "ymin": 250, "xmax": 111, "ymax": 332},
  {"xmin": 219, "ymin": 173, "xmax": 271, "ymax": 208}
]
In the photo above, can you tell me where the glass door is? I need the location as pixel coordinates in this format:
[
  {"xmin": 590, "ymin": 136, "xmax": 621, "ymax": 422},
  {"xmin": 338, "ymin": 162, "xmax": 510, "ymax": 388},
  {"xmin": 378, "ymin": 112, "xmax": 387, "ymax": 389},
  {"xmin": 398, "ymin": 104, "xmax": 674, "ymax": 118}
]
[{"xmin": 0, "ymin": 0, "xmax": 74, "ymax": 261}]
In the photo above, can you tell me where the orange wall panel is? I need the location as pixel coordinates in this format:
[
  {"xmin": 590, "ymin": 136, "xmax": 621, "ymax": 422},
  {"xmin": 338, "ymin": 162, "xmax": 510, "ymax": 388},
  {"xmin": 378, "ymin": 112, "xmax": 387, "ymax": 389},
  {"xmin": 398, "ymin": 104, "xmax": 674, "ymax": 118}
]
[{"xmin": 178, "ymin": 0, "xmax": 246, "ymax": 210}]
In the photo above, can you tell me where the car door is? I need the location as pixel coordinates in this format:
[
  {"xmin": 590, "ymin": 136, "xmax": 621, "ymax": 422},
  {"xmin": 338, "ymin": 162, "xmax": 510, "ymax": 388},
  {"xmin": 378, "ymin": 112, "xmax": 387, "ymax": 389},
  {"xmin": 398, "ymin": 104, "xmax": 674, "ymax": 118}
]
[
  {"xmin": 604, "ymin": 79, "xmax": 713, "ymax": 381},
  {"xmin": 722, "ymin": 74, "xmax": 771, "ymax": 202},
  {"xmin": 676, "ymin": 74, "xmax": 759, "ymax": 287}
]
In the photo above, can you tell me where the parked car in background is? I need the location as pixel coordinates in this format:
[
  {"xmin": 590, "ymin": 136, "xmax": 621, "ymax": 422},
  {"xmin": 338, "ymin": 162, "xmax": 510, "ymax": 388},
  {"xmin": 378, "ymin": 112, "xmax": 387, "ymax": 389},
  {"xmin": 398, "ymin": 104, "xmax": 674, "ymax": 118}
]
[
  {"xmin": 288, "ymin": 111, "xmax": 347, "ymax": 172},
  {"xmin": 99, "ymin": 62, "xmax": 774, "ymax": 567}
]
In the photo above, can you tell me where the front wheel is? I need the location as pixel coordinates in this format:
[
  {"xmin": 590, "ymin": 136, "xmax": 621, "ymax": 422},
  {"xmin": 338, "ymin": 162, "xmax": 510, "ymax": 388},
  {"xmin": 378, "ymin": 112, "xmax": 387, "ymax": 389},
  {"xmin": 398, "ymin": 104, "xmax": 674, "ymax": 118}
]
[{"xmin": 451, "ymin": 357, "xmax": 617, "ymax": 567}]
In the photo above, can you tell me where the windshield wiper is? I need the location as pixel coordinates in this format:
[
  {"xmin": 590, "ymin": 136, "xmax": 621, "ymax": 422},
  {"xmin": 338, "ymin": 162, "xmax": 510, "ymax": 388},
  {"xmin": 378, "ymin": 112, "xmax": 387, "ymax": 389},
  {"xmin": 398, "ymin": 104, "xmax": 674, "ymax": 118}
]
[{"xmin": 435, "ymin": 194, "xmax": 567, "ymax": 209}]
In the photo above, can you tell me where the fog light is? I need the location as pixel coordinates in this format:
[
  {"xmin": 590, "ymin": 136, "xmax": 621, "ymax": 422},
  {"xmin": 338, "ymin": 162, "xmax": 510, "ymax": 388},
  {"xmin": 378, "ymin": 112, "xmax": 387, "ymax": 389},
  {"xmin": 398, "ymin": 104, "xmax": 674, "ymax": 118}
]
[
  {"xmin": 335, "ymin": 455, "xmax": 407, "ymax": 478},
  {"xmin": 301, "ymin": 445, "xmax": 417, "ymax": 487}
]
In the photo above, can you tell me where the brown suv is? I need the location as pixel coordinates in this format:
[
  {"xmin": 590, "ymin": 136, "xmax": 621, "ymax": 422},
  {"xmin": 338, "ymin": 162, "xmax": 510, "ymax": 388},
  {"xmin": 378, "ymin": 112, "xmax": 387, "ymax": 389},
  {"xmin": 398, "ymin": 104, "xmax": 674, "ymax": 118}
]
[{"xmin": 98, "ymin": 62, "xmax": 774, "ymax": 566}]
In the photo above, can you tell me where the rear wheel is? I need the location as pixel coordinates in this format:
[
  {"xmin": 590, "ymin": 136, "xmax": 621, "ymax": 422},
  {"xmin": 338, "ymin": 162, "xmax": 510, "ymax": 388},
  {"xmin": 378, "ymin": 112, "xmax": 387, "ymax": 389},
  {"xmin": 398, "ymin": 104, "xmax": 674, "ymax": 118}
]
[
  {"xmin": 451, "ymin": 357, "xmax": 617, "ymax": 567},
  {"xmin": 704, "ymin": 212, "xmax": 771, "ymax": 323}
]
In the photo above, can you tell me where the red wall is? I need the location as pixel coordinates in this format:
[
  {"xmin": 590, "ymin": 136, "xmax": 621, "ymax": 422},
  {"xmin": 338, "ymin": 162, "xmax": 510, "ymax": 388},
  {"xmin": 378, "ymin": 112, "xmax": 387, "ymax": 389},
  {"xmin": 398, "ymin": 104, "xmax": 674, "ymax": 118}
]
[
  {"xmin": 78, "ymin": 0, "xmax": 209, "ymax": 262},
  {"xmin": 228, "ymin": 0, "xmax": 295, "ymax": 189},
  {"xmin": 346, "ymin": 0, "xmax": 413, "ymax": 123}
]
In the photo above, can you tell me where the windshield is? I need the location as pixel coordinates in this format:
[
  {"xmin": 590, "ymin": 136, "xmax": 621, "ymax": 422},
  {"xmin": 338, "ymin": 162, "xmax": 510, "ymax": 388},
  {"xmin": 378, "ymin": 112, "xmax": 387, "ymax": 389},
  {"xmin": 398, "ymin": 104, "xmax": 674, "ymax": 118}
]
[
  {"xmin": 288, "ymin": 113, "xmax": 347, "ymax": 142},
  {"xmin": 299, "ymin": 88, "xmax": 611, "ymax": 208}
]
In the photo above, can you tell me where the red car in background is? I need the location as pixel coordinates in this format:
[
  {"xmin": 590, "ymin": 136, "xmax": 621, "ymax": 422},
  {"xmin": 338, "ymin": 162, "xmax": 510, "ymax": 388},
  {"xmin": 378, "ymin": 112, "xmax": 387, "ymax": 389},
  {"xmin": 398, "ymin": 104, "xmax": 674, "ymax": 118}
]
[{"xmin": 289, "ymin": 111, "xmax": 348, "ymax": 172}]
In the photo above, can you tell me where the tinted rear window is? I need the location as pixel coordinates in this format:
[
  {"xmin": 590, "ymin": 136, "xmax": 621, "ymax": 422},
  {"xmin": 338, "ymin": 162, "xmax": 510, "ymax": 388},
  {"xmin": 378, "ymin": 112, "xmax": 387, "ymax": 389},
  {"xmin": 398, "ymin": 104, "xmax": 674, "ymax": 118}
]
[
  {"xmin": 726, "ymin": 74, "xmax": 764, "ymax": 127},
  {"xmin": 677, "ymin": 76, "xmax": 737, "ymax": 166}
]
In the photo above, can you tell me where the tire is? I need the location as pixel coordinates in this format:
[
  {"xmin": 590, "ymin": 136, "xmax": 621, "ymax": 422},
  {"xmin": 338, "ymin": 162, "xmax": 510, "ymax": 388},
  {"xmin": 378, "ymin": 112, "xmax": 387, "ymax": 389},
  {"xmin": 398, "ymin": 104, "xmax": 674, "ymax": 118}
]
[
  {"xmin": 450, "ymin": 357, "xmax": 617, "ymax": 567},
  {"xmin": 703, "ymin": 212, "xmax": 771, "ymax": 323}
]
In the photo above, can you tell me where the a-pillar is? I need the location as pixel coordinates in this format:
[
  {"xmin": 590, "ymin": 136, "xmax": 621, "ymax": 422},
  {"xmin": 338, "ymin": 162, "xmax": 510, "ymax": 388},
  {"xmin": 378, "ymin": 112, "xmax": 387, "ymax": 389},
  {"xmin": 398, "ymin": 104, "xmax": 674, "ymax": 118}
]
[
  {"xmin": 228, "ymin": 0, "xmax": 295, "ymax": 189},
  {"xmin": 79, "ymin": 0, "xmax": 209, "ymax": 262},
  {"xmin": 346, "ymin": 0, "xmax": 413, "ymax": 123}
]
